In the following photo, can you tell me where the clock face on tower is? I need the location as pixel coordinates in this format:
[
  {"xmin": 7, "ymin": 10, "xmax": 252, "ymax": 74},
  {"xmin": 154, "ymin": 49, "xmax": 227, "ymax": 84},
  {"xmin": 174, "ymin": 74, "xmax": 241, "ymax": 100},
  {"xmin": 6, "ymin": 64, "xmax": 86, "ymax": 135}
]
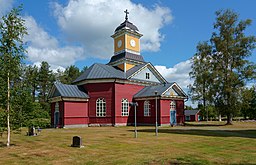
[
  {"xmin": 130, "ymin": 39, "xmax": 136, "ymax": 47},
  {"xmin": 117, "ymin": 40, "xmax": 122, "ymax": 48}
]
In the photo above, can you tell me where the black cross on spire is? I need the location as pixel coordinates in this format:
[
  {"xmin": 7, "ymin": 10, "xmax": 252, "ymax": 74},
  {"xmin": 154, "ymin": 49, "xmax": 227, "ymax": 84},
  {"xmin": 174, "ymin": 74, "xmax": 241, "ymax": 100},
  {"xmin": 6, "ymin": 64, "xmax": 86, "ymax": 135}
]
[{"xmin": 124, "ymin": 9, "xmax": 129, "ymax": 21}]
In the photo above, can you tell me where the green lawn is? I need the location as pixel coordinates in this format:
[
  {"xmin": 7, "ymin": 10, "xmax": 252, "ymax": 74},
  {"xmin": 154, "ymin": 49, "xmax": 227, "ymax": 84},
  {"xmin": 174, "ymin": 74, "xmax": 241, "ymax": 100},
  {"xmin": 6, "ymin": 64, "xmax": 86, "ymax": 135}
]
[{"xmin": 0, "ymin": 121, "xmax": 256, "ymax": 165}]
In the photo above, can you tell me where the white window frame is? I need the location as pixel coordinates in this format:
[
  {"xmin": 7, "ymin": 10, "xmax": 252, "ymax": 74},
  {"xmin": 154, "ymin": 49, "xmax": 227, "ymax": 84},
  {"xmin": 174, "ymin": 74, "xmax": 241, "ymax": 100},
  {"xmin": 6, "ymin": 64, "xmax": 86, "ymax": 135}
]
[
  {"xmin": 96, "ymin": 98, "xmax": 106, "ymax": 117},
  {"xmin": 170, "ymin": 100, "xmax": 176, "ymax": 110},
  {"xmin": 144, "ymin": 100, "xmax": 151, "ymax": 116},
  {"xmin": 121, "ymin": 98, "xmax": 129, "ymax": 116}
]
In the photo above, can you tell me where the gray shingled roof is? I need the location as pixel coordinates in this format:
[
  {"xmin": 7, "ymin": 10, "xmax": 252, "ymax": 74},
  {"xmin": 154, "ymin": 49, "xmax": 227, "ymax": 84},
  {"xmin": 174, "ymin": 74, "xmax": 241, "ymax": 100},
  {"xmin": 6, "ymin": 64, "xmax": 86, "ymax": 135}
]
[
  {"xmin": 73, "ymin": 63, "xmax": 126, "ymax": 83},
  {"xmin": 54, "ymin": 83, "xmax": 89, "ymax": 98},
  {"xmin": 126, "ymin": 63, "xmax": 147, "ymax": 78},
  {"xmin": 185, "ymin": 110, "xmax": 200, "ymax": 116},
  {"xmin": 134, "ymin": 83, "xmax": 174, "ymax": 98},
  {"xmin": 108, "ymin": 52, "xmax": 145, "ymax": 64},
  {"xmin": 115, "ymin": 20, "xmax": 139, "ymax": 32}
]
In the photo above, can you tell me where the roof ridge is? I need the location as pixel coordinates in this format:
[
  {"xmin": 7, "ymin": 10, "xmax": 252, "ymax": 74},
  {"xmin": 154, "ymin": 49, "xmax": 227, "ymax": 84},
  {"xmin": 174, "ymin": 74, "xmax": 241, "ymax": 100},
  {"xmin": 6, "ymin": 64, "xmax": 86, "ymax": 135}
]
[{"xmin": 55, "ymin": 83, "xmax": 65, "ymax": 96}]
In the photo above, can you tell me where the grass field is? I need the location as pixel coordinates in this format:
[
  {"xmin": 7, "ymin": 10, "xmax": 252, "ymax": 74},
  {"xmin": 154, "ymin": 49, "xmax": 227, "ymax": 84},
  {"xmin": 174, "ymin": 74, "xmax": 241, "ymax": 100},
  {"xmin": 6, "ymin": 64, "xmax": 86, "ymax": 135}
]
[{"xmin": 0, "ymin": 121, "xmax": 256, "ymax": 165}]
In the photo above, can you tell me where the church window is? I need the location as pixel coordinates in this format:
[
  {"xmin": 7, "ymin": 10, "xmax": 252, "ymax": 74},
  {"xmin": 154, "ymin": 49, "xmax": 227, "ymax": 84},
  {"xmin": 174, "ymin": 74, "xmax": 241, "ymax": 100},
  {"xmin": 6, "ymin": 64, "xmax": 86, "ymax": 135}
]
[
  {"xmin": 121, "ymin": 99, "xmax": 129, "ymax": 116},
  {"xmin": 144, "ymin": 101, "xmax": 151, "ymax": 116},
  {"xmin": 55, "ymin": 102, "xmax": 59, "ymax": 112},
  {"xmin": 146, "ymin": 73, "xmax": 150, "ymax": 79},
  {"xmin": 170, "ymin": 101, "xmax": 176, "ymax": 110},
  {"xmin": 96, "ymin": 98, "xmax": 106, "ymax": 117}
]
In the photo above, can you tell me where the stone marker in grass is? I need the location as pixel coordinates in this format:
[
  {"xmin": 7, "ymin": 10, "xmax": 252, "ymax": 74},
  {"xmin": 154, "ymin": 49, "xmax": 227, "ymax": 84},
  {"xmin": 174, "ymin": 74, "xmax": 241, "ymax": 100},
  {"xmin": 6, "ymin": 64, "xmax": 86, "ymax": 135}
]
[{"xmin": 71, "ymin": 136, "xmax": 84, "ymax": 148}]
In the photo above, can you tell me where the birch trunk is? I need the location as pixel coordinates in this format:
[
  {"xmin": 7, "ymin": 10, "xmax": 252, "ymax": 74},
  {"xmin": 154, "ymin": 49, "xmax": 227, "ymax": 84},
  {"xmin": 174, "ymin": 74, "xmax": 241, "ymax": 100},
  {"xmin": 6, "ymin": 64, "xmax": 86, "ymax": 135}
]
[{"xmin": 7, "ymin": 72, "xmax": 10, "ymax": 147}]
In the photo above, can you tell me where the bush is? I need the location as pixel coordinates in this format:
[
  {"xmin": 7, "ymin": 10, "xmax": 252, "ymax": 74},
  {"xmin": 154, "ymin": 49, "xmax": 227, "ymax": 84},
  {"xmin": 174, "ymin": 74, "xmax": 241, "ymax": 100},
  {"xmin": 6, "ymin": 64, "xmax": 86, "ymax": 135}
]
[{"xmin": 27, "ymin": 118, "xmax": 51, "ymax": 128}]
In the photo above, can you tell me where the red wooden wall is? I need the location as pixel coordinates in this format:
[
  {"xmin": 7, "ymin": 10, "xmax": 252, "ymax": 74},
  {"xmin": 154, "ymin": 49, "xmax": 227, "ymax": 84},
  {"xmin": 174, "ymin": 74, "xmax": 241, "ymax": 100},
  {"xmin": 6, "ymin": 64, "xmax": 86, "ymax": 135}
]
[
  {"xmin": 133, "ymin": 99, "xmax": 159, "ymax": 125},
  {"xmin": 176, "ymin": 100, "xmax": 184, "ymax": 124},
  {"xmin": 50, "ymin": 82, "xmax": 186, "ymax": 127},
  {"xmin": 63, "ymin": 101, "xmax": 88, "ymax": 125},
  {"xmin": 84, "ymin": 83, "xmax": 114, "ymax": 125},
  {"xmin": 159, "ymin": 100, "xmax": 171, "ymax": 124},
  {"xmin": 114, "ymin": 83, "xmax": 144, "ymax": 125}
]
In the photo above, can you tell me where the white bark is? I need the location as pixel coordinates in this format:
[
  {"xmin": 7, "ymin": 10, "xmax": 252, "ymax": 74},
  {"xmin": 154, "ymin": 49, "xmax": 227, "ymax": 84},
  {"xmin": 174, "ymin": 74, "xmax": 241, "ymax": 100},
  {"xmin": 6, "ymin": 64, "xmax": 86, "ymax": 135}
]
[
  {"xmin": 7, "ymin": 72, "xmax": 10, "ymax": 147},
  {"xmin": 219, "ymin": 114, "xmax": 222, "ymax": 122}
]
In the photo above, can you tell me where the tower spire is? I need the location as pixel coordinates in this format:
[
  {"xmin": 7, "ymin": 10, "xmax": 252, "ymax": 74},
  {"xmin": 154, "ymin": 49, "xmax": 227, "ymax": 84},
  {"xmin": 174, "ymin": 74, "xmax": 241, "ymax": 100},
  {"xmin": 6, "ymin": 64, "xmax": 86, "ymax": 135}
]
[{"xmin": 124, "ymin": 9, "xmax": 129, "ymax": 21}]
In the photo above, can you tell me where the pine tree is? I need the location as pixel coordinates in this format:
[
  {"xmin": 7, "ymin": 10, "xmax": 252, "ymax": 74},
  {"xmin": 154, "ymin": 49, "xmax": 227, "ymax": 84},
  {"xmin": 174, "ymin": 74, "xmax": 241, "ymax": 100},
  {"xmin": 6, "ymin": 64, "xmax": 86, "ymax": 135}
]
[
  {"xmin": 38, "ymin": 61, "xmax": 55, "ymax": 112},
  {"xmin": 24, "ymin": 65, "xmax": 39, "ymax": 101},
  {"xmin": 60, "ymin": 65, "xmax": 81, "ymax": 84}
]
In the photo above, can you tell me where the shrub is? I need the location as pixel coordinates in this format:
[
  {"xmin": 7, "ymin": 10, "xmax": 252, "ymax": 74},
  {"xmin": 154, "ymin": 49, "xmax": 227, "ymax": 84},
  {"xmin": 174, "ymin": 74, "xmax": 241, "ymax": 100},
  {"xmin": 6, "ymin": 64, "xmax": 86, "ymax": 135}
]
[{"xmin": 27, "ymin": 118, "xmax": 51, "ymax": 128}]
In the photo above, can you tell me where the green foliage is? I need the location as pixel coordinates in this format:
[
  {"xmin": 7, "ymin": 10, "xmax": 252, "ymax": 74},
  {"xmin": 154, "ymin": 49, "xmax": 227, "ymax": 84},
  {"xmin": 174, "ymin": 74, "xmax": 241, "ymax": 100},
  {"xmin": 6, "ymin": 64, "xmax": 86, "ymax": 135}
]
[
  {"xmin": 198, "ymin": 104, "xmax": 217, "ymax": 120},
  {"xmin": 211, "ymin": 9, "xmax": 256, "ymax": 123},
  {"xmin": 38, "ymin": 61, "xmax": 55, "ymax": 103},
  {"xmin": 59, "ymin": 65, "xmax": 81, "ymax": 84},
  {"xmin": 0, "ymin": 108, "xmax": 6, "ymax": 132},
  {"xmin": 189, "ymin": 9, "xmax": 256, "ymax": 124},
  {"xmin": 185, "ymin": 105, "xmax": 194, "ymax": 110},
  {"xmin": 0, "ymin": 6, "xmax": 74, "ymax": 133},
  {"xmin": 240, "ymin": 87, "xmax": 253, "ymax": 119},
  {"xmin": 81, "ymin": 66, "xmax": 88, "ymax": 73},
  {"xmin": 28, "ymin": 104, "xmax": 50, "ymax": 119},
  {"xmin": 19, "ymin": 102, "xmax": 50, "ymax": 128},
  {"xmin": 0, "ymin": 5, "xmax": 28, "ymax": 146},
  {"xmin": 24, "ymin": 65, "xmax": 38, "ymax": 101},
  {"xmin": 189, "ymin": 42, "xmax": 213, "ymax": 121},
  {"xmin": 247, "ymin": 86, "xmax": 256, "ymax": 119},
  {"xmin": 27, "ymin": 118, "xmax": 51, "ymax": 128}
]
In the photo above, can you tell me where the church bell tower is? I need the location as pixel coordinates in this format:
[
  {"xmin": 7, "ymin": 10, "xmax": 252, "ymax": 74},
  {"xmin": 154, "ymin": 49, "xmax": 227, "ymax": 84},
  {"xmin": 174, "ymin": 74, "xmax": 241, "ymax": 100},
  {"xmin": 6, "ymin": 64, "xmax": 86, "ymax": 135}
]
[{"xmin": 108, "ymin": 10, "xmax": 144, "ymax": 72}]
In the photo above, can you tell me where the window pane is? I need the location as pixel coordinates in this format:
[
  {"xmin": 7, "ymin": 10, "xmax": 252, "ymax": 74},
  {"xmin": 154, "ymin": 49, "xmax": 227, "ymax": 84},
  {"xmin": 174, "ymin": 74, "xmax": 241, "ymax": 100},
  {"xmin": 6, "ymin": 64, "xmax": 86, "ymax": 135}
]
[
  {"xmin": 144, "ymin": 101, "xmax": 150, "ymax": 116},
  {"xmin": 121, "ymin": 99, "xmax": 129, "ymax": 116},
  {"xmin": 96, "ymin": 98, "xmax": 106, "ymax": 117}
]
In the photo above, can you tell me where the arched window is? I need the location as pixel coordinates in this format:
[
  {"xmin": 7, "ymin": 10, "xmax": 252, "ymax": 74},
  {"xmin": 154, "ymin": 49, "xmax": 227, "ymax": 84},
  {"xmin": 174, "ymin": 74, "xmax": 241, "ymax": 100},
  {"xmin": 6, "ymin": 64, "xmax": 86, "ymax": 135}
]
[
  {"xmin": 170, "ymin": 101, "xmax": 176, "ymax": 110},
  {"xmin": 121, "ymin": 99, "xmax": 129, "ymax": 116},
  {"xmin": 144, "ymin": 101, "xmax": 151, "ymax": 116},
  {"xmin": 96, "ymin": 98, "xmax": 106, "ymax": 117}
]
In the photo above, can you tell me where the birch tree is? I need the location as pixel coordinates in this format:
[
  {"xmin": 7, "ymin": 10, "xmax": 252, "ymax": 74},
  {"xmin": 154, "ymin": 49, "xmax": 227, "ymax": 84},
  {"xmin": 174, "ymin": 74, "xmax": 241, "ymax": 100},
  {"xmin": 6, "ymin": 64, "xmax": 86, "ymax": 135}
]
[{"xmin": 0, "ymin": 6, "xmax": 27, "ymax": 147}]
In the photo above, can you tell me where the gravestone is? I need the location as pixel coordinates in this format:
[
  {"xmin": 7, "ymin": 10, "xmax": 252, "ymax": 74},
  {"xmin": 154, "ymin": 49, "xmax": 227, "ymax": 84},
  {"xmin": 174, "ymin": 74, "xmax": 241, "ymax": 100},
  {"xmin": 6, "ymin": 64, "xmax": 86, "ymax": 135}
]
[
  {"xmin": 71, "ymin": 136, "xmax": 84, "ymax": 148},
  {"xmin": 27, "ymin": 126, "xmax": 37, "ymax": 136}
]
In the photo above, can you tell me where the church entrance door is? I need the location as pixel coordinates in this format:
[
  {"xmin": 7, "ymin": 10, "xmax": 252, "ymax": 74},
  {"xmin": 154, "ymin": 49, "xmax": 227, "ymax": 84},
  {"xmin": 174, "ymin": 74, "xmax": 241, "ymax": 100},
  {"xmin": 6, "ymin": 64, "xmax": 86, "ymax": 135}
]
[
  {"xmin": 54, "ymin": 111, "xmax": 59, "ymax": 127},
  {"xmin": 170, "ymin": 110, "xmax": 176, "ymax": 125}
]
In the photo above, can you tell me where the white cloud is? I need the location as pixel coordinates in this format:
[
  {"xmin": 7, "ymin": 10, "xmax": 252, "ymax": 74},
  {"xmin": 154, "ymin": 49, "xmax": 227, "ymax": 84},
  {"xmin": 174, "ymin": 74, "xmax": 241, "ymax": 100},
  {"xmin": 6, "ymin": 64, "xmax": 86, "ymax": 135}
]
[
  {"xmin": 32, "ymin": 62, "xmax": 65, "ymax": 73},
  {"xmin": 155, "ymin": 60, "xmax": 195, "ymax": 107},
  {"xmin": 23, "ymin": 16, "xmax": 84, "ymax": 70},
  {"xmin": 0, "ymin": 0, "xmax": 13, "ymax": 16},
  {"xmin": 155, "ymin": 60, "xmax": 193, "ymax": 89},
  {"xmin": 52, "ymin": 0, "xmax": 172, "ymax": 59}
]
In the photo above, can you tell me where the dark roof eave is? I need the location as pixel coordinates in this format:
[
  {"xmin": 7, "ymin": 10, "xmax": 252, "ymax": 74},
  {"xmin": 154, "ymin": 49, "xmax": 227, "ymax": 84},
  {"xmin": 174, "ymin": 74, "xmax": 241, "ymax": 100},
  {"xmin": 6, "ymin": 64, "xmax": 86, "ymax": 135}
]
[
  {"xmin": 73, "ymin": 77, "xmax": 128, "ymax": 85},
  {"xmin": 134, "ymin": 95, "xmax": 187, "ymax": 99},
  {"xmin": 48, "ymin": 96, "xmax": 89, "ymax": 103}
]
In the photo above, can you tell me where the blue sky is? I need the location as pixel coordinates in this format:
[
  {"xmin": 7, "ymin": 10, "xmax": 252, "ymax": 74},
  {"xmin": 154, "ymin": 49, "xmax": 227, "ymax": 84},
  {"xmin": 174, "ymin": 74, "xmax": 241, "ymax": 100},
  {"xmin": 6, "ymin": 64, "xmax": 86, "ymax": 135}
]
[
  {"xmin": 6, "ymin": 0, "xmax": 255, "ymax": 65},
  {"xmin": 1, "ymin": 0, "xmax": 256, "ymax": 106}
]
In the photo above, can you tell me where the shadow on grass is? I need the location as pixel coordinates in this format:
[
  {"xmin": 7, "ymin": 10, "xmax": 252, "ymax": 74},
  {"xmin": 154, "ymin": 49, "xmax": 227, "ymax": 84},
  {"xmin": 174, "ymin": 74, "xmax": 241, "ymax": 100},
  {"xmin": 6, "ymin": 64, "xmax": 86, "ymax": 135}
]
[
  {"xmin": 184, "ymin": 122, "xmax": 226, "ymax": 127},
  {"xmin": 131, "ymin": 129, "xmax": 256, "ymax": 139},
  {"xmin": 0, "ymin": 141, "xmax": 17, "ymax": 147}
]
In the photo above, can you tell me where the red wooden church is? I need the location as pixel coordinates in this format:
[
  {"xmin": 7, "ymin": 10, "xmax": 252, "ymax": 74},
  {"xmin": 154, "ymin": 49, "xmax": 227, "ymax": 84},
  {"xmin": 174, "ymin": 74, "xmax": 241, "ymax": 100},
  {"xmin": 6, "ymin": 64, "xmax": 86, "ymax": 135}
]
[{"xmin": 48, "ymin": 11, "xmax": 188, "ymax": 128}]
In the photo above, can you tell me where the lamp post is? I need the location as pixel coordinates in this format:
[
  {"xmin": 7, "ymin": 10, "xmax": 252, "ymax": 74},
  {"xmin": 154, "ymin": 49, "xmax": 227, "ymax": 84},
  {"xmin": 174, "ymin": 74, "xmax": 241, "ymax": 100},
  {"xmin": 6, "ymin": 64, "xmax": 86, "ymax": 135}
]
[
  {"xmin": 155, "ymin": 91, "xmax": 158, "ymax": 136},
  {"xmin": 129, "ymin": 102, "xmax": 138, "ymax": 138}
]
